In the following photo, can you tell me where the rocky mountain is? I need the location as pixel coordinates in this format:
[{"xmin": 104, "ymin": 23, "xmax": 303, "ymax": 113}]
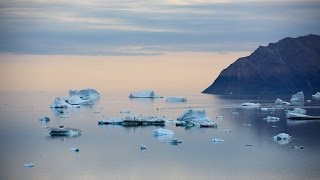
[{"xmin": 203, "ymin": 34, "xmax": 320, "ymax": 95}]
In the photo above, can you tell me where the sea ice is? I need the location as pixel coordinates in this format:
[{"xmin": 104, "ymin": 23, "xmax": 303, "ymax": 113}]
[
  {"xmin": 153, "ymin": 128, "xmax": 174, "ymax": 136},
  {"xmin": 290, "ymin": 91, "xmax": 304, "ymax": 105},
  {"xmin": 211, "ymin": 138, "xmax": 224, "ymax": 143},
  {"xmin": 129, "ymin": 90, "xmax": 162, "ymax": 98},
  {"xmin": 166, "ymin": 97, "xmax": 187, "ymax": 102}
]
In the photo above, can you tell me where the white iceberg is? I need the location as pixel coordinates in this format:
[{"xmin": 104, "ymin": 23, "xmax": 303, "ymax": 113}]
[
  {"xmin": 166, "ymin": 97, "xmax": 187, "ymax": 102},
  {"xmin": 290, "ymin": 91, "xmax": 304, "ymax": 105},
  {"xmin": 312, "ymin": 92, "xmax": 320, "ymax": 99},
  {"xmin": 240, "ymin": 102, "xmax": 260, "ymax": 108},
  {"xmin": 211, "ymin": 138, "xmax": 224, "ymax": 143},
  {"xmin": 275, "ymin": 98, "xmax": 291, "ymax": 105},
  {"xmin": 273, "ymin": 133, "xmax": 291, "ymax": 144},
  {"xmin": 263, "ymin": 116, "xmax": 280, "ymax": 122},
  {"xmin": 69, "ymin": 147, "xmax": 79, "ymax": 152},
  {"xmin": 69, "ymin": 88, "xmax": 100, "ymax": 101},
  {"xmin": 286, "ymin": 108, "xmax": 306, "ymax": 118},
  {"xmin": 153, "ymin": 128, "xmax": 174, "ymax": 136},
  {"xmin": 129, "ymin": 90, "xmax": 162, "ymax": 98},
  {"xmin": 98, "ymin": 113, "xmax": 169, "ymax": 126},
  {"xmin": 177, "ymin": 109, "xmax": 217, "ymax": 127},
  {"xmin": 65, "ymin": 95, "xmax": 93, "ymax": 105},
  {"xmin": 261, "ymin": 107, "xmax": 276, "ymax": 111},
  {"xmin": 23, "ymin": 163, "xmax": 34, "ymax": 168},
  {"xmin": 50, "ymin": 97, "xmax": 80, "ymax": 108}
]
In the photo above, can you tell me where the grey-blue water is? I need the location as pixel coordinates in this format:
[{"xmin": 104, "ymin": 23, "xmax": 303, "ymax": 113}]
[{"xmin": 1, "ymin": 92, "xmax": 320, "ymax": 180}]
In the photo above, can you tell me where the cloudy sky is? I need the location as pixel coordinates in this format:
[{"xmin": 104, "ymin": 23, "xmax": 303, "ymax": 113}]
[{"xmin": 0, "ymin": 0, "xmax": 319, "ymax": 55}]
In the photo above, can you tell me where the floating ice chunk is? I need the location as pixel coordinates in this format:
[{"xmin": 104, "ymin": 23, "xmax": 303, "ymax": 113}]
[
  {"xmin": 261, "ymin": 107, "xmax": 276, "ymax": 111},
  {"xmin": 211, "ymin": 138, "xmax": 224, "ymax": 143},
  {"xmin": 263, "ymin": 116, "xmax": 280, "ymax": 122},
  {"xmin": 290, "ymin": 91, "xmax": 304, "ymax": 105},
  {"xmin": 177, "ymin": 109, "xmax": 217, "ymax": 127},
  {"xmin": 129, "ymin": 90, "xmax": 162, "ymax": 98},
  {"xmin": 307, "ymin": 100, "xmax": 311, "ymax": 103},
  {"xmin": 286, "ymin": 108, "xmax": 306, "ymax": 118},
  {"xmin": 98, "ymin": 113, "xmax": 168, "ymax": 126},
  {"xmin": 69, "ymin": 147, "xmax": 79, "ymax": 152},
  {"xmin": 39, "ymin": 116, "xmax": 50, "ymax": 124},
  {"xmin": 120, "ymin": 110, "xmax": 131, "ymax": 114},
  {"xmin": 65, "ymin": 95, "xmax": 93, "ymax": 105},
  {"xmin": 273, "ymin": 133, "xmax": 291, "ymax": 144},
  {"xmin": 275, "ymin": 98, "xmax": 291, "ymax": 106},
  {"xmin": 292, "ymin": 146, "xmax": 304, "ymax": 149},
  {"xmin": 153, "ymin": 128, "xmax": 174, "ymax": 136},
  {"xmin": 312, "ymin": 92, "xmax": 320, "ymax": 99},
  {"xmin": 69, "ymin": 88, "xmax": 100, "ymax": 100},
  {"xmin": 24, "ymin": 163, "xmax": 34, "ymax": 168},
  {"xmin": 140, "ymin": 144, "xmax": 147, "ymax": 150},
  {"xmin": 47, "ymin": 127, "xmax": 81, "ymax": 137},
  {"xmin": 240, "ymin": 102, "xmax": 260, "ymax": 108},
  {"xmin": 166, "ymin": 97, "xmax": 187, "ymax": 102},
  {"xmin": 166, "ymin": 138, "xmax": 182, "ymax": 145},
  {"xmin": 50, "ymin": 97, "xmax": 80, "ymax": 109}
]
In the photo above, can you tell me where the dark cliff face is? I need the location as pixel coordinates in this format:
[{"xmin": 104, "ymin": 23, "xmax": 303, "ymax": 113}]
[{"xmin": 203, "ymin": 34, "xmax": 320, "ymax": 95}]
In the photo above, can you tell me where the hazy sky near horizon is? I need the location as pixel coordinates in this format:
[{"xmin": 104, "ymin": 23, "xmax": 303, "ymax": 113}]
[{"xmin": 0, "ymin": 0, "xmax": 320, "ymax": 55}]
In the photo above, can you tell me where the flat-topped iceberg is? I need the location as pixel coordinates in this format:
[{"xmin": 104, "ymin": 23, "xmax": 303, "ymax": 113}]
[
  {"xmin": 98, "ymin": 113, "xmax": 168, "ymax": 126},
  {"xmin": 69, "ymin": 88, "xmax": 100, "ymax": 100},
  {"xmin": 263, "ymin": 116, "xmax": 280, "ymax": 122},
  {"xmin": 65, "ymin": 95, "xmax": 93, "ymax": 105},
  {"xmin": 290, "ymin": 91, "xmax": 304, "ymax": 105},
  {"xmin": 177, "ymin": 109, "xmax": 217, "ymax": 128},
  {"xmin": 129, "ymin": 90, "xmax": 162, "ymax": 98},
  {"xmin": 275, "ymin": 98, "xmax": 291, "ymax": 105},
  {"xmin": 273, "ymin": 133, "xmax": 291, "ymax": 144},
  {"xmin": 286, "ymin": 108, "xmax": 306, "ymax": 118},
  {"xmin": 312, "ymin": 92, "xmax": 320, "ymax": 99},
  {"xmin": 153, "ymin": 128, "xmax": 174, "ymax": 136},
  {"xmin": 240, "ymin": 102, "xmax": 260, "ymax": 107},
  {"xmin": 50, "ymin": 97, "xmax": 80, "ymax": 108},
  {"xmin": 166, "ymin": 97, "xmax": 187, "ymax": 102},
  {"xmin": 47, "ymin": 126, "xmax": 81, "ymax": 137}
]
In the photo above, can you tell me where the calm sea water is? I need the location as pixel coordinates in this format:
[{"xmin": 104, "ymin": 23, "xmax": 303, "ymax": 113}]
[{"xmin": 0, "ymin": 91, "xmax": 320, "ymax": 180}]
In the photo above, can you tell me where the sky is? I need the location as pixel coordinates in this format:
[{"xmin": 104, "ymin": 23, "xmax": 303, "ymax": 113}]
[{"xmin": 0, "ymin": 0, "xmax": 320, "ymax": 55}]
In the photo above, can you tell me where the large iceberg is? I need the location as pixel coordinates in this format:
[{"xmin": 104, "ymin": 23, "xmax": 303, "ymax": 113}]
[
  {"xmin": 177, "ymin": 109, "xmax": 217, "ymax": 128},
  {"xmin": 312, "ymin": 92, "xmax": 320, "ymax": 99},
  {"xmin": 166, "ymin": 97, "xmax": 187, "ymax": 102},
  {"xmin": 50, "ymin": 97, "xmax": 80, "ymax": 108},
  {"xmin": 65, "ymin": 95, "xmax": 93, "ymax": 105},
  {"xmin": 69, "ymin": 88, "xmax": 100, "ymax": 100},
  {"xmin": 275, "ymin": 98, "xmax": 291, "ymax": 105},
  {"xmin": 129, "ymin": 90, "xmax": 162, "ymax": 98},
  {"xmin": 290, "ymin": 91, "xmax": 304, "ymax": 105},
  {"xmin": 98, "ymin": 113, "xmax": 169, "ymax": 126}
]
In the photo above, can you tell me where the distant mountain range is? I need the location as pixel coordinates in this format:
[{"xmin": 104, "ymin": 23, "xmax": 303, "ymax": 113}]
[{"xmin": 203, "ymin": 34, "xmax": 320, "ymax": 95}]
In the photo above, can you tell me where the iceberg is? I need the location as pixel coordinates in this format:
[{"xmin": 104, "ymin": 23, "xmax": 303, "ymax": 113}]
[
  {"xmin": 261, "ymin": 107, "xmax": 276, "ymax": 111},
  {"xmin": 65, "ymin": 95, "xmax": 93, "ymax": 105},
  {"xmin": 290, "ymin": 91, "xmax": 304, "ymax": 105},
  {"xmin": 50, "ymin": 97, "xmax": 80, "ymax": 109},
  {"xmin": 263, "ymin": 116, "xmax": 280, "ymax": 122},
  {"xmin": 286, "ymin": 108, "xmax": 306, "ymax": 118},
  {"xmin": 47, "ymin": 127, "xmax": 81, "ymax": 137},
  {"xmin": 240, "ymin": 102, "xmax": 260, "ymax": 108},
  {"xmin": 98, "ymin": 113, "xmax": 168, "ymax": 126},
  {"xmin": 23, "ymin": 163, "xmax": 34, "ymax": 168},
  {"xmin": 273, "ymin": 133, "xmax": 291, "ymax": 144},
  {"xmin": 140, "ymin": 144, "xmax": 147, "ymax": 150},
  {"xmin": 312, "ymin": 92, "xmax": 320, "ymax": 99},
  {"xmin": 166, "ymin": 97, "xmax": 187, "ymax": 102},
  {"xmin": 177, "ymin": 109, "xmax": 217, "ymax": 128},
  {"xmin": 211, "ymin": 138, "xmax": 224, "ymax": 143},
  {"xmin": 69, "ymin": 147, "xmax": 79, "ymax": 152},
  {"xmin": 275, "ymin": 98, "xmax": 291, "ymax": 105},
  {"xmin": 69, "ymin": 88, "xmax": 100, "ymax": 100},
  {"xmin": 129, "ymin": 90, "xmax": 162, "ymax": 98},
  {"xmin": 153, "ymin": 128, "xmax": 174, "ymax": 136}
]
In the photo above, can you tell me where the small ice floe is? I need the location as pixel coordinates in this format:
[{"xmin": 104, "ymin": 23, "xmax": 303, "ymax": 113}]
[
  {"xmin": 39, "ymin": 116, "xmax": 50, "ymax": 124},
  {"xmin": 65, "ymin": 95, "xmax": 93, "ymax": 105},
  {"xmin": 153, "ymin": 128, "xmax": 174, "ymax": 136},
  {"xmin": 129, "ymin": 90, "xmax": 162, "ymax": 98},
  {"xmin": 275, "ymin": 98, "xmax": 291, "ymax": 106},
  {"xmin": 98, "ymin": 113, "xmax": 168, "ymax": 126},
  {"xmin": 263, "ymin": 116, "xmax": 280, "ymax": 122},
  {"xmin": 69, "ymin": 147, "xmax": 79, "ymax": 152},
  {"xmin": 211, "ymin": 138, "xmax": 224, "ymax": 143},
  {"xmin": 240, "ymin": 102, "xmax": 260, "ymax": 108},
  {"xmin": 290, "ymin": 91, "xmax": 304, "ymax": 105},
  {"xmin": 166, "ymin": 97, "xmax": 187, "ymax": 102},
  {"xmin": 177, "ymin": 109, "xmax": 217, "ymax": 128},
  {"xmin": 261, "ymin": 107, "xmax": 276, "ymax": 111},
  {"xmin": 292, "ymin": 146, "xmax": 304, "ymax": 149},
  {"xmin": 69, "ymin": 88, "xmax": 100, "ymax": 101},
  {"xmin": 140, "ymin": 144, "xmax": 147, "ymax": 150},
  {"xmin": 272, "ymin": 125, "xmax": 278, "ymax": 128},
  {"xmin": 312, "ymin": 92, "xmax": 320, "ymax": 99},
  {"xmin": 24, "ymin": 163, "xmax": 34, "ymax": 168},
  {"xmin": 166, "ymin": 138, "xmax": 182, "ymax": 145},
  {"xmin": 50, "ymin": 97, "xmax": 80, "ymax": 109},
  {"xmin": 273, "ymin": 133, "xmax": 291, "ymax": 144},
  {"xmin": 47, "ymin": 126, "xmax": 81, "ymax": 137}
]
